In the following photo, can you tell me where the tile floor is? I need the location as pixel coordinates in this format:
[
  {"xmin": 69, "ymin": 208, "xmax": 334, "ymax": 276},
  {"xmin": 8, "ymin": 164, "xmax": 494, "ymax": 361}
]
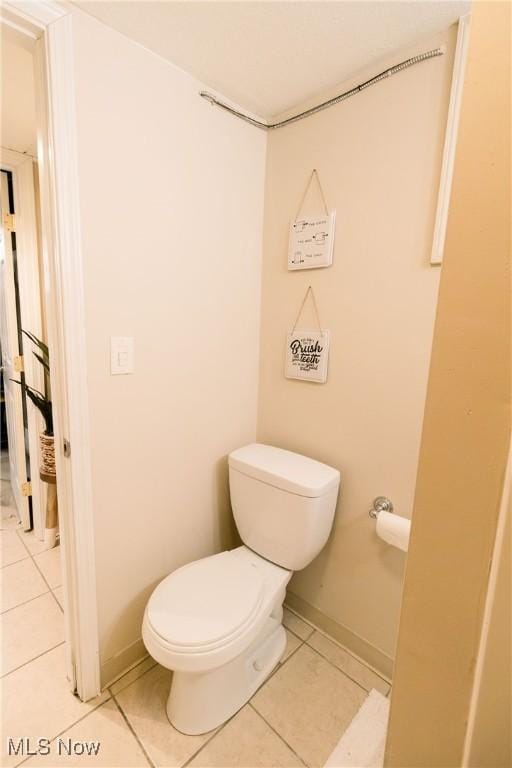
[{"xmin": 1, "ymin": 467, "xmax": 391, "ymax": 768}]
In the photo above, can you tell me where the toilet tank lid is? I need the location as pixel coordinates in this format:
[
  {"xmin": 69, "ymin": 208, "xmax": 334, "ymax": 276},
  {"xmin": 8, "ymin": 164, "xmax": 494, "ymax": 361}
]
[{"xmin": 228, "ymin": 443, "xmax": 340, "ymax": 498}]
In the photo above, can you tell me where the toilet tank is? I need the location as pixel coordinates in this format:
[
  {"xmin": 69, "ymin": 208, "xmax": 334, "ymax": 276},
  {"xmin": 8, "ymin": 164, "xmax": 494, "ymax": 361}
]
[{"xmin": 228, "ymin": 444, "xmax": 340, "ymax": 571}]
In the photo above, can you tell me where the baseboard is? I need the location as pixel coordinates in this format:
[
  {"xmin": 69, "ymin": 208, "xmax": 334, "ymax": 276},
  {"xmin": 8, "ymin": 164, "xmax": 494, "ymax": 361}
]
[
  {"xmin": 100, "ymin": 637, "xmax": 148, "ymax": 690},
  {"xmin": 285, "ymin": 591, "xmax": 394, "ymax": 681},
  {"xmin": 99, "ymin": 601, "xmax": 393, "ymax": 689}
]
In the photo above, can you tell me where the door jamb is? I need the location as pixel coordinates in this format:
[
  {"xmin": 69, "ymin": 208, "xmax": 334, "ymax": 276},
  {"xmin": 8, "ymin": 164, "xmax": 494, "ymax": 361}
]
[{"xmin": 2, "ymin": 0, "xmax": 100, "ymax": 700}]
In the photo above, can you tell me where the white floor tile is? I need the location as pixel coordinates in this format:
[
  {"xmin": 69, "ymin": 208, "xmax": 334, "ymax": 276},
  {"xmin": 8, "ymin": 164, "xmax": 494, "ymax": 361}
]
[
  {"xmin": 1, "ymin": 592, "xmax": 65, "ymax": 675},
  {"xmin": 34, "ymin": 546, "xmax": 62, "ymax": 588},
  {"xmin": 1, "ymin": 645, "xmax": 109, "ymax": 767},
  {"xmin": 1, "ymin": 505, "xmax": 22, "ymax": 532},
  {"xmin": 52, "ymin": 586, "xmax": 64, "ymax": 609},
  {"xmin": 110, "ymin": 656, "xmax": 156, "ymax": 696},
  {"xmin": 17, "ymin": 529, "xmax": 49, "ymax": 555},
  {"xmin": 189, "ymin": 705, "xmax": 303, "ymax": 767},
  {"xmin": 22, "ymin": 699, "xmax": 150, "ymax": 767},
  {"xmin": 252, "ymin": 644, "xmax": 367, "ymax": 767},
  {"xmin": 308, "ymin": 632, "xmax": 390, "ymax": 696},
  {"xmin": 0, "ymin": 481, "xmax": 15, "ymax": 507},
  {"xmin": 1, "ymin": 530, "xmax": 29, "ymax": 567},
  {"xmin": 114, "ymin": 663, "xmax": 213, "ymax": 767},
  {"xmin": 282, "ymin": 608, "xmax": 314, "ymax": 641},
  {"xmin": 281, "ymin": 628, "xmax": 302, "ymax": 663},
  {"xmin": 1, "ymin": 557, "xmax": 49, "ymax": 613}
]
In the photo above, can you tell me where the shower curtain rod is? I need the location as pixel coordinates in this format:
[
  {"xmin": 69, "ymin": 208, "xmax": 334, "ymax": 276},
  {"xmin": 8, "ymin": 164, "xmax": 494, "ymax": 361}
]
[{"xmin": 200, "ymin": 47, "xmax": 445, "ymax": 130}]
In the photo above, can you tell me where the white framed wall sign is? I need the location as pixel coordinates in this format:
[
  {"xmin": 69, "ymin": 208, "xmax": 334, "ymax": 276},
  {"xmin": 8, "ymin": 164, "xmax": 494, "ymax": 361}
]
[
  {"xmin": 288, "ymin": 210, "xmax": 336, "ymax": 270},
  {"xmin": 285, "ymin": 329, "xmax": 330, "ymax": 383}
]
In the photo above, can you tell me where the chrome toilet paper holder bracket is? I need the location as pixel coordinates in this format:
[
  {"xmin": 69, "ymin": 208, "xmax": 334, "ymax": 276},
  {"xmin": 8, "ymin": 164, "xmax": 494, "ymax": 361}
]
[{"xmin": 369, "ymin": 496, "xmax": 394, "ymax": 519}]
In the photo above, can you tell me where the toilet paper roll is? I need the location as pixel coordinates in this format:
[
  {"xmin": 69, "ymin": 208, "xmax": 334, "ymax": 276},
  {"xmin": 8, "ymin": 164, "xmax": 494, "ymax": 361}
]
[{"xmin": 376, "ymin": 511, "xmax": 411, "ymax": 552}]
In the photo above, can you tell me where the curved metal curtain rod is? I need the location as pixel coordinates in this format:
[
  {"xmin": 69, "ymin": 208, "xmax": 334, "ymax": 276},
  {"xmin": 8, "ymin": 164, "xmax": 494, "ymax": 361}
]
[{"xmin": 200, "ymin": 47, "xmax": 445, "ymax": 130}]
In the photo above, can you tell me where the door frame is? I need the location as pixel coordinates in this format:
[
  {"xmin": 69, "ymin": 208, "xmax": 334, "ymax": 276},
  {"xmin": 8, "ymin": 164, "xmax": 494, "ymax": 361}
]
[
  {"xmin": 2, "ymin": 0, "xmax": 100, "ymax": 700},
  {"xmin": 0, "ymin": 148, "xmax": 46, "ymax": 539}
]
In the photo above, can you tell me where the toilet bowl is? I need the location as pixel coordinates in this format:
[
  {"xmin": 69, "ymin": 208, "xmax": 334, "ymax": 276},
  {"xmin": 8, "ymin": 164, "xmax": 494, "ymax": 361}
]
[
  {"xmin": 142, "ymin": 443, "xmax": 340, "ymax": 735},
  {"xmin": 142, "ymin": 546, "xmax": 291, "ymax": 734}
]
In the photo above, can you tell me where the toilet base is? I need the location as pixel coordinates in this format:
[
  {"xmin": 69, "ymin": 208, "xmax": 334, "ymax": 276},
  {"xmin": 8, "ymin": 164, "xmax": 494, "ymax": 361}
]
[{"xmin": 166, "ymin": 617, "xmax": 286, "ymax": 735}]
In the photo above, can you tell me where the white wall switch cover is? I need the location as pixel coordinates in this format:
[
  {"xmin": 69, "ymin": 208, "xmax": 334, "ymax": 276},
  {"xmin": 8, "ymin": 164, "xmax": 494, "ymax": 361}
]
[{"xmin": 111, "ymin": 336, "xmax": 134, "ymax": 375}]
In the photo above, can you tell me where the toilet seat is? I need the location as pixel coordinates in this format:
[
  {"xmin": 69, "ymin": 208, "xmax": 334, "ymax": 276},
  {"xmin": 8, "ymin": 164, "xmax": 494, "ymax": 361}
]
[
  {"xmin": 145, "ymin": 551, "xmax": 265, "ymax": 651},
  {"xmin": 142, "ymin": 546, "xmax": 292, "ymax": 674}
]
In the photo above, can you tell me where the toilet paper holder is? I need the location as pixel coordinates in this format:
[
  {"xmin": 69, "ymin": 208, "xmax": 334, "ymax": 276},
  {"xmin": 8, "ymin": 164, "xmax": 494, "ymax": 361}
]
[{"xmin": 369, "ymin": 496, "xmax": 394, "ymax": 519}]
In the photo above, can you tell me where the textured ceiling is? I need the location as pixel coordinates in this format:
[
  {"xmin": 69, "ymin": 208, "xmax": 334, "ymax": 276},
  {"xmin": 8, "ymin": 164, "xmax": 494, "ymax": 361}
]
[{"xmin": 74, "ymin": 1, "xmax": 470, "ymax": 119}]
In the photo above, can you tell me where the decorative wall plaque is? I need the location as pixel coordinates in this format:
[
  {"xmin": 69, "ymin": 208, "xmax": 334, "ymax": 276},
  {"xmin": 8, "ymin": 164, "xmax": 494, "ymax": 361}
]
[
  {"xmin": 288, "ymin": 169, "xmax": 336, "ymax": 271},
  {"xmin": 285, "ymin": 286, "xmax": 330, "ymax": 383},
  {"xmin": 285, "ymin": 329, "xmax": 330, "ymax": 383},
  {"xmin": 288, "ymin": 211, "xmax": 336, "ymax": 270}
]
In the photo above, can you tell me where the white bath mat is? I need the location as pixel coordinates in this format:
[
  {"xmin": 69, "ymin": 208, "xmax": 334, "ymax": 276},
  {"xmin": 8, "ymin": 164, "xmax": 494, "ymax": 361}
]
[{"xmin": 324, "ymin": 689, "xmax": 390, "ymax": 768}]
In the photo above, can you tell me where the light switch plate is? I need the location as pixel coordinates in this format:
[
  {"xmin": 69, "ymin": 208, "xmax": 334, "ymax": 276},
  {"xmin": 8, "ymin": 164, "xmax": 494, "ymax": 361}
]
[{"xmin": 111, "ymin": 336, "xmax": 134, "ymax": 375}]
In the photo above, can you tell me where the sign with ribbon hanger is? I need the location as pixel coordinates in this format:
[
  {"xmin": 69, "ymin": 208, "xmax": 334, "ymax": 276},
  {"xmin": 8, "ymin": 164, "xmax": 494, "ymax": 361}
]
[
  {"xmin": 285, "ymin": 286, "xmax": 330, "ymax": 383},
  {"xmin": 288, "ymin": 169, "xmax": 336, "ymax": 271}
]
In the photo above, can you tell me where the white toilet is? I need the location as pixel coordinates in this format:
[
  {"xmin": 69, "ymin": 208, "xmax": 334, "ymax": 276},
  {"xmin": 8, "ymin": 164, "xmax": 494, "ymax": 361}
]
[{"xmin": 142, "ymin": 443, "xmax": 340, "ymax": 735}]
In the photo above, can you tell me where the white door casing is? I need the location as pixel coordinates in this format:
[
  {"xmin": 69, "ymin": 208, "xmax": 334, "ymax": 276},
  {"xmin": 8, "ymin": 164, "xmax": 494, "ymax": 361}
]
[
  {"xmin": 0, "ymin": 169, "xmax": 31, "ymax": 529},
  {"xmin": 2, "ymin": 1, "xmax": 101, "ymax": 700}
]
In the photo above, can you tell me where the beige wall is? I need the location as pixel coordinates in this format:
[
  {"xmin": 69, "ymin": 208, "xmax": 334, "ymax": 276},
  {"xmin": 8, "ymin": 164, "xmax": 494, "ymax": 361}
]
[
  {"xmin": 69, "ymin": 8, "xmax": 266, "ymax": 683},
  {"xmin": 0, "ymin": 25, "xmax": 37, "ymax": 155},
  {"xmin": 0, "ymin": 28, "xmax": 45, "ymax": 333},
  {"xmin": 385, "ymin": 2, "xmax": 511, "ymax": 765},
  {"xmin": 257, "ymin": 29, "xmax": 456, "ymax": 671}
]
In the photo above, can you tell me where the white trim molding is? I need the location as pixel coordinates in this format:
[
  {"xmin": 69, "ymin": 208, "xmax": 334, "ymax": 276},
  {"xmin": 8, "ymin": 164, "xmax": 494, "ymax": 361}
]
[
  {"xmin": 431, "ymin": 13, "xmax": 471, "ymax": 265},
  {"xmin": 1, "ymin": 0, "xmax": 64, "ymax": 31},
  {"xmin": 42, "ymin": 12, "xmax": 100, "ymax": 700},
  {"xmin": 5, "ymin": 0, "xmax": 101, "ymax": 701}
]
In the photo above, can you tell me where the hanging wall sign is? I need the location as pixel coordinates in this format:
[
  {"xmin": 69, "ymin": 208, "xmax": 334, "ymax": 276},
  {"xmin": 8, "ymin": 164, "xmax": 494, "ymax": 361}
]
[
  {"xmin": 288, "ymin": 169, "xmax": 336, "ymax": 271},
  {"xmin": 285, "ymin": 286, "xmax": 330, "ymax": 383},
  {"xmin": 288, "ymin": 211, "xmax": 336, "ymax": 270},
  {"xmin": 285, "ymin": 329, "xmax": 330, "ymax": 383}
]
